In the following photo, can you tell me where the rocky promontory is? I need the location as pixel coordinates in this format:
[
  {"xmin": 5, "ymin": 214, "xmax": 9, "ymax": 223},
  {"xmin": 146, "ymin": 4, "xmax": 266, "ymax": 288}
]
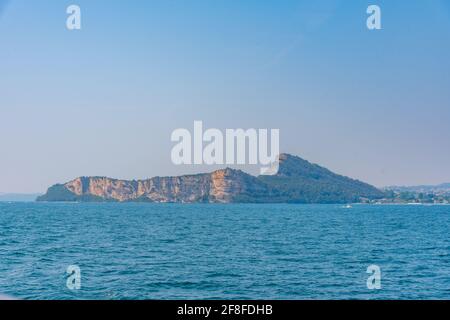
[{"xmin": 37, "ymin": 154, "xmax": 384, "ymax": 204}]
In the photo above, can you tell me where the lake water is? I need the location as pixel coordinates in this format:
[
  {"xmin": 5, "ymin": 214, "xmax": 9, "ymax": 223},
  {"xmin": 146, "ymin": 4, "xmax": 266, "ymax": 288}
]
[{"xmin": 0, "ymin": 203, "xmax": 449, "ymax": 300}]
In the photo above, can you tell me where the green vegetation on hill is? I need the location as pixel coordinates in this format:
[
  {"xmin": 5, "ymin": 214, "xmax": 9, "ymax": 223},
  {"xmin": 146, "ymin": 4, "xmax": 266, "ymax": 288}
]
[{"xmin": 258, "ymin": 154, "xmax": 385, "ymax": 203}]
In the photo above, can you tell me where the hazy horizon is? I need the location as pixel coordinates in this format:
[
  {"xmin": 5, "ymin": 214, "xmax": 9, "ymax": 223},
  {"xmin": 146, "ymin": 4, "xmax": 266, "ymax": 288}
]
[
  {"xmin": 1, "ymin": 0, "xmax": 450, "ymax": 193},
  {"xmin": 1, "ymin": 158, "xmax": 450, "ymax": 195}
]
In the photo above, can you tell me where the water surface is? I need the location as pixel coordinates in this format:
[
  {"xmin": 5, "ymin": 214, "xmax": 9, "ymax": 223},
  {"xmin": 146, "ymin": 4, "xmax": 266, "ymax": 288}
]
[{"xmin": 0, "ymin": 203, "xmax": 449, "ymax": 299}]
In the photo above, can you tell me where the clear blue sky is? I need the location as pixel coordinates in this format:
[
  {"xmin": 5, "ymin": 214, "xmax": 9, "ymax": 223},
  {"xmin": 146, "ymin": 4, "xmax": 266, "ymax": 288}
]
[{"xmin": 1, "ymin": 0, "xmax": 450, "ymax": 193}]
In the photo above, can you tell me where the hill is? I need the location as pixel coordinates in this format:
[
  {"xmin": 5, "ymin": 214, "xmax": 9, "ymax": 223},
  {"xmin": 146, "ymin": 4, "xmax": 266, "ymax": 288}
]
[{"xmin": 37, "ymin": 154, "xmax": 384, "ymax": 204}]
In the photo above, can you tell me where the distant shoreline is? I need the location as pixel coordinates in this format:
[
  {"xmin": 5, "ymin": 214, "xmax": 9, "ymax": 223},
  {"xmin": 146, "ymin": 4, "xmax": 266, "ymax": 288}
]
[{"xmin": 2, "ymin": 201, "xmax": 449, "ymax": 206}]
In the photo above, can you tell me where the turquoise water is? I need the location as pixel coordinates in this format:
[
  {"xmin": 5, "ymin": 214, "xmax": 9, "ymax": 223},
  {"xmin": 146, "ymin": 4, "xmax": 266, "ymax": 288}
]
[{"xmin": 0, "ymin": 203, "xmax": 450, "ymax": 300}]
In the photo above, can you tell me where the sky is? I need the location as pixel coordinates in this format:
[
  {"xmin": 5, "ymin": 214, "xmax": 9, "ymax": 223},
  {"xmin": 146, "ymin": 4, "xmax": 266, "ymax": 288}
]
[{"xmin": 1, "ymin": 0, "xmax": 450, "ymax": 193}]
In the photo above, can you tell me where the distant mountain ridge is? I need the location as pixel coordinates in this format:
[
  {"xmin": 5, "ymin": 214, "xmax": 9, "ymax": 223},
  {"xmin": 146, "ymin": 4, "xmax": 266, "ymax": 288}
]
[
  {"xmin": 0, "ymin": 193, "xmax": 42, "ymax": 202},
  {"xmin": 385, "ymin": 183, "xmax": 450, "ymax": 193},
  {"xmin": 37, "ymin": 153, "xmax": 385, "ymax": 204}
]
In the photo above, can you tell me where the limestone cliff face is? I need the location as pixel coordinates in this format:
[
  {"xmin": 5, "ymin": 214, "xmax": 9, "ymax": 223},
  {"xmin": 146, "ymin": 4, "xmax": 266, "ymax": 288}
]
[
  {"xmin": 65, "ymin": 177, "xmax": 141, "ymax": 202},
  {"xmin": 39, "ymin": 168, "xmax": 270, "ymax": 203}
]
